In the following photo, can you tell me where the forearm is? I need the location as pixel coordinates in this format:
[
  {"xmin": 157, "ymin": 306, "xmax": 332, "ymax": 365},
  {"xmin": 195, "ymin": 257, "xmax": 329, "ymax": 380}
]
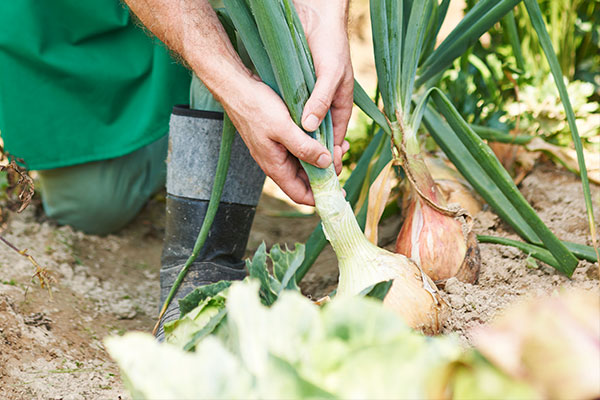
[{"xmin": 123, "ymin": 0, "xmax": 253, "ymax": 106}]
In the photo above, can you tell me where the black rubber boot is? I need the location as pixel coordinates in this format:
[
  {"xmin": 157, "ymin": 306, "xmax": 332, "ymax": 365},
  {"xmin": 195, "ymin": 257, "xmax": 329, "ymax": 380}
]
[{"xmin": 156, "ymin": 106, "xmax": 265, "ymax": 340}]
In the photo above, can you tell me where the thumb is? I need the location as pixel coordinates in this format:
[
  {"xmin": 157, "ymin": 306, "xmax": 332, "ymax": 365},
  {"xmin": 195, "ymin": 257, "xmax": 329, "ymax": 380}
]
[
  {"xmin": 301, "ymin": 71, "xmax": 337, "ymax": 132},
  {"xmin": 278, "ymin": 123, "xmax": 332, "ymax": 169}
]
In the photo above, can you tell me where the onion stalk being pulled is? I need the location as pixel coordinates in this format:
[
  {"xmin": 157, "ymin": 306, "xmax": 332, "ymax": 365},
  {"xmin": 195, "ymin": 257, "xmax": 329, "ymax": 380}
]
[{"xmin": 224, "ymin": 0, "xmax": 447, "ymax": 333}]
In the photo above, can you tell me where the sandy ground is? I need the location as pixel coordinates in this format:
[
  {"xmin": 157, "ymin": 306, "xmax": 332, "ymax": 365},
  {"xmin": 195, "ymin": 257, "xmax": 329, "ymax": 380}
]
[
  {"xmin": 0, "ymin": 199, "xmax": 163, "ymax": 399},
  {"xmin": 0, "ymin": 161, "xmax": 598, "ymax": 399}
]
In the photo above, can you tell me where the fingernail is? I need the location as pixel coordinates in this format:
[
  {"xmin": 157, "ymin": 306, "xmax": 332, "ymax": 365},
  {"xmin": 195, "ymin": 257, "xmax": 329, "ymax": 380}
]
[
  {"xmin": 304, "ymin": 114, "xmax": 319, "ymax": 131},
  {"xmin": 317, "ymin": 153, "xmax": 331, "ymax": 168}
]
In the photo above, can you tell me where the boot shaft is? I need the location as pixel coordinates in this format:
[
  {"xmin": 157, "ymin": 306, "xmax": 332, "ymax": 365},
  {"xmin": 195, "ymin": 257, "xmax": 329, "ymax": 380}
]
[{"xmin": 157, "ymin": 105, "xmax": 265, "ymax": 340}]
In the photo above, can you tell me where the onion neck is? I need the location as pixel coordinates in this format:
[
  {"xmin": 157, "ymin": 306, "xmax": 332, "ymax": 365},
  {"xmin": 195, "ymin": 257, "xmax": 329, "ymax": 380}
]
[
  {"xmin": 392, "ymin": 122, "xmax": 420, "ymax": 156},
  {"xmin": 390, "ymin": 123, "xmax": 446, "ymax": 206},
  {"xmin": 309, "ymin": 167, "xmax": 388, "ymax": 296},
  {"xmin": 310, "ymin": 167, "xmax": 372, "ymax": 258}
]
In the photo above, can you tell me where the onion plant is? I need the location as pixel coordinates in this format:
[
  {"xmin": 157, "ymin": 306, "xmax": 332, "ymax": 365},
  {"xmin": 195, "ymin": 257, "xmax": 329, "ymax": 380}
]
[
  {"xmin": 349, "ymin": 0, "xmax": 596, "ymax": 276},
  {"xmin": 366, "ymin": 0, "xmax": 481, "ymax": 284}
]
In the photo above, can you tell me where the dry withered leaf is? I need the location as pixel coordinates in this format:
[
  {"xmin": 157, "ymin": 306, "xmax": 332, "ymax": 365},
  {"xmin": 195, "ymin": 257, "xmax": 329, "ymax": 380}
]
[
  {"xmin": 0, "ymin": 144, "xmax": 35, "ymax": 220},
  {"xmin": 365, "ymin": 159, "xmax": 397, "ymax": 244}
]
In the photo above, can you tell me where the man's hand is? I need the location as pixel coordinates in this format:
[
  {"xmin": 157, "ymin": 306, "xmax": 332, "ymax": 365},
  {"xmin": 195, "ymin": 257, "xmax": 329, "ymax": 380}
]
[
  {"xmin": 295, "ymin": 0, "xmax": 354, "ymax": 176},
  {"xmin": 220, "ymin": 76, "xmax": 331, "ymax": 206},
  {"xmin": 124, "ymin": 0, "xmax": 352, "ymax": 205}
]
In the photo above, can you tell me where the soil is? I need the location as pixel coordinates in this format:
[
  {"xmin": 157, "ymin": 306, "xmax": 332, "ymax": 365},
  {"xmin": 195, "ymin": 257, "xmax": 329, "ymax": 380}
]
[{"xmin": 0, "ymin": 161, "xmax": 598, "ymax": 399}]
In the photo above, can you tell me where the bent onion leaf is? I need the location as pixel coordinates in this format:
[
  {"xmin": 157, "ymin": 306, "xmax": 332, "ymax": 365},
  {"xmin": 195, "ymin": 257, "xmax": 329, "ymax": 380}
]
[
  {"xmin": 523, "ymin": 0, "xmax": 599, "ymax": 264},
  {"xmin": 365, "ymin": 159, "xmax": 396, "ymax": 245},
  {"xmin": 477, "ymin": 235, "xmax": 560, "ymax": 268},
  {"xmin": 427, "ymin": 89, "xmax": 578, "ymax": 276}
]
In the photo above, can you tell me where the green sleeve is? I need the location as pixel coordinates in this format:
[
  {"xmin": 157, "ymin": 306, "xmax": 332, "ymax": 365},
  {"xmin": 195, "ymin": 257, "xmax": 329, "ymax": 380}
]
[{"xmin": 0, "ymin": 0, "xmax": 191, "ymax": 170}]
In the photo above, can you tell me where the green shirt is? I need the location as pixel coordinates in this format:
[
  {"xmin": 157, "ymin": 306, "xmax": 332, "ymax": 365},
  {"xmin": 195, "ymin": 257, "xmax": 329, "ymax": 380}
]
[{"xmin": 0, "ymin": 1, "xmax": 191, "ymax": 170}]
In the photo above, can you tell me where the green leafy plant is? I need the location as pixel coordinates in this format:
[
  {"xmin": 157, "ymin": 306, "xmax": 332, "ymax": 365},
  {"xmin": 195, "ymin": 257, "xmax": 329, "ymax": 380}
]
[
  {"xmin": 504, "ymin": 75, "xmax": 600, "ymax": 147},
  {"xmin": 345, "ymin": 0, "xmax": 597, "ymax": 276},
  {"xmin": 106, "ymin": 280, "xmax": 599, "ymax": 399},
  {"xmin": 163, "ymin": 242, "xmax": 305, "ymax": 350}
]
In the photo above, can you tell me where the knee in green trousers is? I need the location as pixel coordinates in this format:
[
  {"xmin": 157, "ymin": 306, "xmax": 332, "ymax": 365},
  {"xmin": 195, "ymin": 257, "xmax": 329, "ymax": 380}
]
[{"xmin": 37, "ymin": 136, "xmax": 168, "ymax": 235}]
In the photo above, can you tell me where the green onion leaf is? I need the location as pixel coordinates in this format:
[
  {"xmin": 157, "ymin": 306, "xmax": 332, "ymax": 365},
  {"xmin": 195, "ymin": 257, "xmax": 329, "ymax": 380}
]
[
  {"xmin": 524, "ymin": 0, "xmax": 599, "ymax": 264},
  {"xmin": 418, "ymin": 0, "xmax": 521, "ymax": 86}
]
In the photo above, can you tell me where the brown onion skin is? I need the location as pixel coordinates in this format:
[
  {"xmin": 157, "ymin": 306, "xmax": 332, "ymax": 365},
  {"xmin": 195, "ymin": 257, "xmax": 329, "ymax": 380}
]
[
  {"xmin": 395, "ymin": 153, "xmax": 480, "ymax": 285},
  {"xmin": 395, "ymin": 196, "xmax": 480, "ymax": 284},
  {"xmin": 382, "ymin": 259, "xmax": 449, "ymax": 335}
]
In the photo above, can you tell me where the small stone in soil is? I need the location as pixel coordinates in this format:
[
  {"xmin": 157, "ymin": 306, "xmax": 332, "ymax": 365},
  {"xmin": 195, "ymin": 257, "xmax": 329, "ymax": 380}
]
[
  {"xmin": 444, "ymin": 277, "xmax": 462, "ymax": 294},
  {"xmin": 24, "ymin": 312, "xmax": 52, "ymax": 330}
]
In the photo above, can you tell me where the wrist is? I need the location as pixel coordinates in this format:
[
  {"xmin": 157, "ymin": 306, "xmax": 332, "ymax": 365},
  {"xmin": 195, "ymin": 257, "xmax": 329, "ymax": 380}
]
[
  {"xmin": 204, "ymin": 70, "xmax": 264, "ymax": 121},
  {"xmin": 293, "ymin": 0, "xmax": 349, "ymax": 35},
  {"xmin": 295, "ymin": 0, "xmax": 348, "ymax": 17},
  {"xmin": 194, "ymin": 61, "xmax": 255, "ymax": 107},
  {"xmin": 184, "ymin": 43, "xmax": 256, "ymax": 110}
]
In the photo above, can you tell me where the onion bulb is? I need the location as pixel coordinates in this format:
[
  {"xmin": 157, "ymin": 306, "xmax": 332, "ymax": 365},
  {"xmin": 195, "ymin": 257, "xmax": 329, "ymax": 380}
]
[{"xmin": 395, "ymin": 153, "xmax": 480, "ymax": 285}]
